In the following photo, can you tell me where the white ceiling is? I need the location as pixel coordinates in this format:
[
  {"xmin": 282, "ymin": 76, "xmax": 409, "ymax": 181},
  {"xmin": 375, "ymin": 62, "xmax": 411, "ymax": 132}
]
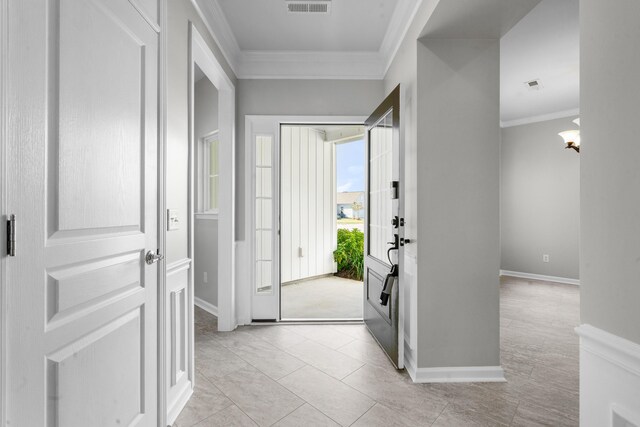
[
  {"xmin": 217, "ymin": 0, "xmax": 397, "ymax": 52},
  {"xmin": 193, "ymin": 0, "xmax": 420, "ymax": 79},
  {"xmin": 500, "ymin": 0, "xmax": 579, "ymax": 125},
  {"xmin": 194, "ymin": 0, "xmax": 578, "ymax": 123}
]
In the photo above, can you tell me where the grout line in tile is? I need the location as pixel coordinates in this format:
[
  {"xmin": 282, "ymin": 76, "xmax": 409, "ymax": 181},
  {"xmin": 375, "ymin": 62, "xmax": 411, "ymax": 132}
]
[
  {"xmin": 509, "ymin": 401, "xmax": 521, "ymax": 426},
  {"xmin": 338, "ymin": 363, "xmax": 367, "ymax": 385},
  {"xmin": 232, "ymin": 403, "xmax": 261, "ymax": 427},
  {"xmin": 277, "ymin": 365, "xmax": 378, "ymax": 426},
  {"xmin": 274, "ymin": 374, "xmax": 349, "ymax": 426},
  {"xmin": 429, "ymin": 402, "xmax": 449, "ymax": 426},
  {"xmin": 265, "ymin": 400, "xmax": 306, "ymax": 427},
  {"xmin": 347, "ymin": 402, "xmax": 376, "ymax": 427}
]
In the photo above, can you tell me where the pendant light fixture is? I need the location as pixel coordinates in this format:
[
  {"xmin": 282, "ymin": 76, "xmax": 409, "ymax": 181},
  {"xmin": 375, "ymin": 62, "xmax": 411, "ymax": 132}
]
[{"xmin": 559, "ymin": 118, "xmax": 580, "ymax": 153}]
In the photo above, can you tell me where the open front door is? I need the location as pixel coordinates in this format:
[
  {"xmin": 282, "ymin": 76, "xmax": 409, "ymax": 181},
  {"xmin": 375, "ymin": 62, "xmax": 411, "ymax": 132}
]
[{"xmin": 364, "ymin": 86, "xmax": 404, "ymax": 369}]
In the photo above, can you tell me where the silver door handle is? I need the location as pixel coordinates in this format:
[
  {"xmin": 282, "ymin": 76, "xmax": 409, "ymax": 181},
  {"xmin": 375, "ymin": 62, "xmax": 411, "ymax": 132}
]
[{"xmin": 145, "ymin": 249, "xmax": 164, "ymax": 265}]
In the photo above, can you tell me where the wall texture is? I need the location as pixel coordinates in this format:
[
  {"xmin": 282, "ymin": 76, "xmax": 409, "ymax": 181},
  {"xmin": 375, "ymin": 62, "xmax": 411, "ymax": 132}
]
[
  {"xmin": 236, "ymin": 79, "xmax": 385, "ymax": 240},
  {"xmin": 501, "ymin": 117, "xmax": 580, "ymax": 280},
  {"xmin": 580, "ymin": 0, "xmax": 640, "ymax": 345},
  {"xmin": 194, "ymin": 76, "xmax": 219, "ymax": 307},
  {"xmin": 166, "ymin": 0, "xmax": 236, "ymax": 264}
]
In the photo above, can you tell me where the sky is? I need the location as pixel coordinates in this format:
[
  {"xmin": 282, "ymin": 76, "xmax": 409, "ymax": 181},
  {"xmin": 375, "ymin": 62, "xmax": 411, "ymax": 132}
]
[{"xmin": 336, "ymin": 139, "xmax": 365, "ymax": 193}]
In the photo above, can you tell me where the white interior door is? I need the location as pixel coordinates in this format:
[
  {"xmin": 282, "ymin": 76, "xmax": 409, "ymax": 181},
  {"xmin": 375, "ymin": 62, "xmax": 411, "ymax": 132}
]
[{"xmin": 5, "ymin": 0, "xmax": 160, "ymax": 425}]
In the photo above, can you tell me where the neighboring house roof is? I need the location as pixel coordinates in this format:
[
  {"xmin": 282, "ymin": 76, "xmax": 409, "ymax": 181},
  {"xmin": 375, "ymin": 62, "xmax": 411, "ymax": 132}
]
[{"xmin": 337, "ymin": 191, "xmax": 364, "ymax": 205}]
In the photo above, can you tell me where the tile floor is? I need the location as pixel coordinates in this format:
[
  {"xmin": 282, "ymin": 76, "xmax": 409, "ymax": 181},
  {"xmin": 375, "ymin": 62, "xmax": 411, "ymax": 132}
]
[{"xmin": 174, "ymin": 276, "xmax": 579, "ymax": 426}]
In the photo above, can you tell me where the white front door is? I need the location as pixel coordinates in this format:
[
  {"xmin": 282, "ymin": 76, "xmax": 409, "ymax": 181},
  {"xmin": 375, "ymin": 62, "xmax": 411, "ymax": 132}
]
[{"xmin": 5, "ymin": 0, "xmax": 160, "ymax": 425}]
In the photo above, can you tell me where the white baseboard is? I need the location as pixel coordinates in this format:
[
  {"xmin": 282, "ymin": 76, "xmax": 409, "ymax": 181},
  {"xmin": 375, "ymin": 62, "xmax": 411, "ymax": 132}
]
[
  {"xmin": 412, "ymin": 366, "xmax": 505, "ymax": 383},
  {"xmin": 576, "ymin": 324, "xmax": 640, "ymax": 427},
  {"xmin": 167, "ymin": 380, "xmax": 193, "ymax": 426},
  {"xmin": 500, "ymin": 270, "xmax": 580, "ymax": 286},
  {"xmin": 404, "ymin": 341, "xmax": 417, "ymax": 382},
  {"xmin": 404, "ymin": 345, "xmax": 505, "ymax": 383},
  {"xmin": 194, "ymin": 296, "xmax": 218, "ymax": 317}
]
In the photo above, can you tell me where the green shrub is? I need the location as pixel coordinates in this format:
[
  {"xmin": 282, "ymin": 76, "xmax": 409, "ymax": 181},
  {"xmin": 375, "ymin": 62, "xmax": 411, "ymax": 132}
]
[{"xmin": 333, "ymin": 228, "xmax": 364, "ymax": 281}]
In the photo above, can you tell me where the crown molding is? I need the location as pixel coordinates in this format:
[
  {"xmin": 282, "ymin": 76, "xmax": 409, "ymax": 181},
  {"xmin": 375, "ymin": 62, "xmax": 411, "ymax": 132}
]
[
  {"xmin": 380, "ymin": 0, "xmax": 422, "ymax": 76},
  {"xmin": 193, "ymin": 0, "xmax": 419, "ymax": 80},
  {"xmin": 191, "ymin": 0, "xmax": 241, "ymax": 74},
  {"xmin": 500, "ymin": 108, "xmax": 580, "ymax": 128},
  {"xmin": 237, "ymin": 50, "xmax": 385, "ymax": 80}
]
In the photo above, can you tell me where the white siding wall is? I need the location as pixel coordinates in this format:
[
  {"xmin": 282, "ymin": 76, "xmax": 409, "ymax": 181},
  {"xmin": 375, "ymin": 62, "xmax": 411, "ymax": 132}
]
[{"xmin": 281, "ymin": 126, "xmax": 336, "ymax": 283}]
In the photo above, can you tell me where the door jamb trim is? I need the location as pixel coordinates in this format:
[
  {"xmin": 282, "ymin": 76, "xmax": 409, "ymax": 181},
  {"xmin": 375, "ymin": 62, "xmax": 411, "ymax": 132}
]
[
  {"xmin": 1, "ymin": 0, "xmax": 8, "ymax": 422},
  {"xmin": 157, "ymin": 0, "xmax": 168, "ymax": 425},
  {"xmin": 244, "ymin": 115, "xmax": 367, "ymax": 322}
]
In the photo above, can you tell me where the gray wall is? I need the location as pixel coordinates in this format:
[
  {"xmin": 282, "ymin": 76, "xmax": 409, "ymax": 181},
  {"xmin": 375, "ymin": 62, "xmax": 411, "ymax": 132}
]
[
  {"xmin": 166, "ymin": 0, "xmax": 236, "ymax": 264},
  {"xmin": 194, "ymin": 76, "xmax": 219, "ymax": 138},
  {"xmin": 501, "ymin": 118, "xmax": 580, "ymax": 279},
  {"xmin": 235, "ymin": 79, "xmax": 385, "ymax": 240},
  {"xmin": 194, "ymin": 219, "xmax": 218, "ymax": 306},
  {"xmin": 416, "ymin": 38, "xmax": 501, "ymax": 368},
  {"xmin": 194, "ymin": 76, "xmax": 219, "ymax": 307},
  {"xmin": 581, "ymin": 0, "xmax": 640, "ymax": 345}
]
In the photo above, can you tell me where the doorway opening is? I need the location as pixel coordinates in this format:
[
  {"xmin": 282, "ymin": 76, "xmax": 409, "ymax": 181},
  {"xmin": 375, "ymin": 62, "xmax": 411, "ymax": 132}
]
[
  {"xmin": 279, "ymin": 124, "xmax": 366, "ymax": 321},
  {"xmin": 192, "ymin": 63, "xmax": 220, "ymax": 324}
]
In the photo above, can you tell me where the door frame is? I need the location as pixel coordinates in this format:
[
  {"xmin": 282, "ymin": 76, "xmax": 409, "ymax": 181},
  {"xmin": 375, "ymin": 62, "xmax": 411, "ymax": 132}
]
[
  {"xmin": 187, "ymin": 23, "xmax": 236, "ymax": 332},
  {"xmin": 0, "ymin": 0, "xmax": 7, "ymax": 423},
  {"xmin": 244, "ymin": 115, "xmax": 366, "ymax": 322}
]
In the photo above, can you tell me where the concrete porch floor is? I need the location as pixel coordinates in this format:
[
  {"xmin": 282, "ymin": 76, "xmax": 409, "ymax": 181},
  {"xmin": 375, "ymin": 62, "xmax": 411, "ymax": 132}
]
[{"xmin": 281, "ymin": 276, "xmax": 363, "ymax": 320}]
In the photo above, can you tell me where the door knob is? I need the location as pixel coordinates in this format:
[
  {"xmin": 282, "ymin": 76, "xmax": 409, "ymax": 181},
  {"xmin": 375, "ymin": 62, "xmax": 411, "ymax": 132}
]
[{"xmin": 145, "ymin": 249, "xmax": 164, "ymax": 265}]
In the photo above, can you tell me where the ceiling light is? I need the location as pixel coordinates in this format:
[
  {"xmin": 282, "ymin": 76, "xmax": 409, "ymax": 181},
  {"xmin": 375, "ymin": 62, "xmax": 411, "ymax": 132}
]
[{"xmin": 559, "ymin": 118, "xmax": 580, "ymax": 153}]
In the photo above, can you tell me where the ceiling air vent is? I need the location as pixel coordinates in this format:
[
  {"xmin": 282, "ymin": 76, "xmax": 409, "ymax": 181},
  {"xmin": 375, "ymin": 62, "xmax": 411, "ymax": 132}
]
[
  {"xmin": 525, "ymin": 79, "xmax": 543, "ymax": 91},
  {"xmin": 286, "ymin": 1, "xmax": 331, "ymax": 15}
]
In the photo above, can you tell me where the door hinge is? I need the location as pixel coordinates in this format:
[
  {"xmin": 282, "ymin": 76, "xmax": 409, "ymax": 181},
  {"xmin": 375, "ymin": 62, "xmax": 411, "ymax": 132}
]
[
  {"xmin": 391, "ymin": 181, "xmax": 399, "ymax": 200},
  {"xmin": 6, "ymin": 214, "xmax": 15, "ymax": 257}
]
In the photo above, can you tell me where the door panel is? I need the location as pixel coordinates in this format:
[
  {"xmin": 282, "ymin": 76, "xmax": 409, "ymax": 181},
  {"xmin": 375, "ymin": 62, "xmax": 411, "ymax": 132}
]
[
  {"xmin": 56, "ymin": 0, "xmax": 145, "ymax": 233},
  {"xmin": 6, "ymin": 0, "xmax": 159, "ymax": 425},
  {"xmin": 48, "ymin": 310, "xmax": 144, "ymax": 426},
  {"xmin": 364, "ymin": 86, "xmax": 403, "ymax": 368}
]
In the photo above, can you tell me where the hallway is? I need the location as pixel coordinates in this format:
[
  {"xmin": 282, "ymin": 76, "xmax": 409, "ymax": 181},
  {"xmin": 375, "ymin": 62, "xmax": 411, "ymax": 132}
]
[{"xmin": 174, "ymin": 277, "xmax": 579, "ymax": 426}]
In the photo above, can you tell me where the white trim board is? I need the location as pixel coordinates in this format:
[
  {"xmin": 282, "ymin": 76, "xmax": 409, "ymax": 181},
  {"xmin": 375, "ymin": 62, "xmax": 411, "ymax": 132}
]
[
  {"xmin": 167, "ymin": 258, "xmax": 192, "ymax": 276},
  {"xmin": 189, "ymin": 23, "xmax": 236, "ymax": 332},
  {"xmin": 404, "ymin": 342, "xmax": 505, "ymax": 383},
  {"xmin": 166, "ymin": 381, "xmax": 193, "ymax": 426},
  {"xmin": 191, "ymin": 0, "xmax": 420, "ymax": 79},
  {"xmin": 576, "ymin": 324, "xmax": 640, "ymax": 377},
  {"xmin": 194, "ymin": 297, "xmax": 219, "ymax": 317},
  {"xmin": 500, "ymin": 108, "xmax": 580, "ymax": 128},
  {"xmin": 500, "ymin": 270, "xmax": 580, "ymax": 286},
  {"xmin": 244, "ymin": 115, "xmax": 366, "ymax": 322},
  {"xmin": 0, "ymin": 0, "xmax": 7, "ymax": 423},
  {"xmin": 576, "ymin": 324, "xmax": 640, "ymax": 427}
]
